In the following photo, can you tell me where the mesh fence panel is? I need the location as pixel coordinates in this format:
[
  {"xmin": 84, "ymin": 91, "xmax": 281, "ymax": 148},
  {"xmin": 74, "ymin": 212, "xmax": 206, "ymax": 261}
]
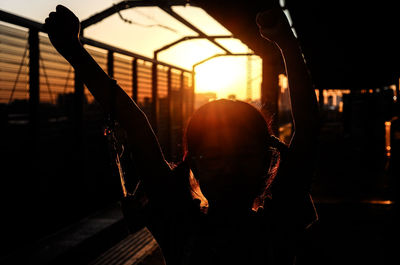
[{"xmin": 0, "ymin": 19, "xmax": 194, "ymax": 246}]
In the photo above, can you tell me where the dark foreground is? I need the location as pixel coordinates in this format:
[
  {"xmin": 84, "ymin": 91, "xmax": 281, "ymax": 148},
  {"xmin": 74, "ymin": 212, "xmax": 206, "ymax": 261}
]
[{"xmin": 1, "ymin": 111, "xmax": 398, "ymax": 265}]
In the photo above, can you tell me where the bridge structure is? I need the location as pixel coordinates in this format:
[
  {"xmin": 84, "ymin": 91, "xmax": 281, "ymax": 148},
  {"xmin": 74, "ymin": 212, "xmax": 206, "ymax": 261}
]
[{"xmin": 1, "ymin": 1, "xmax": 399, "ymax": 265}]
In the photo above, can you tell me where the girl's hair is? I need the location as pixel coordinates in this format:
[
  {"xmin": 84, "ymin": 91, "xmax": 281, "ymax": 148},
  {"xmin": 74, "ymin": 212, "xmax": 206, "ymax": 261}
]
[
  {"xmin": 184, "ymin": 99, "xmax": 273, "ymax": 156},
  {"xmin": 179, "ymin": 99, "xmax": 288, "ymax": 210}
]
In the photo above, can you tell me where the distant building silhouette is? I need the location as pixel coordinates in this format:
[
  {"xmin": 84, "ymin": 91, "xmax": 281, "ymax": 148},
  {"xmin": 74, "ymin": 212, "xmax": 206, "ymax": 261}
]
[
  {"xmin": 195, "ymin": 92, "xmax": 217, "ymax": 109},
  {"xmin": 228, "ymin": 94, "xmax": 236, "ymax": 100}
]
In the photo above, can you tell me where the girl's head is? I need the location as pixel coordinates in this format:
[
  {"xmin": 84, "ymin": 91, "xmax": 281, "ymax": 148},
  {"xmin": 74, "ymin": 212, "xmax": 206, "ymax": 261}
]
[{"xmin": 184, "ymin": 99, "xmax": 280, "ymax": 211}]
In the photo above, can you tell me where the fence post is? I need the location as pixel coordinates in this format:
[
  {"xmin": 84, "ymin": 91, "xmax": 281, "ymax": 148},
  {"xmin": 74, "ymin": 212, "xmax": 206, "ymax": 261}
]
[
  {"xmin": 191, "ymin": 71, "xmax": 195, "ymax": 115},
  {"xmin": 151, "ymin": 62, "xmax": 158, "ymax": 132},
  {"xmin": 176, "ymin": 71, "xmax": 185, "ymax": 158},
  {"xmin": 319, "ymin": 88, "xmax": 324, "ymax": 109},
  {"xmin": 73, "ymin": 75, "xmax": 84, "ymax": 162},
  {"xmin": 73, "ymin": 37, "xmax": 85, "ymax": 170},
  {"xmin": 107, "ymin": 51, "xmax": 114, "ymax": 78},
  {"xmin": 397, "ymin": 78, "xmax": 400, "ymax": 104},
  {"xmin": 28, "ymin": 28, "xmax": 39, "ymax": 146},
  {"xmin": 165, "ymin": 68, "xmax": 172, "ymax": 158},
  {"xmin": 28, "ymin": 28, "xmax": 40, "ymax": 201},
  {"xmin": 180, "ymin": 71, "xmax": 184, "ymax": 129},
  {"xmin": 132, "ymin": 58, "xmax": 138, "ymax": 102}
]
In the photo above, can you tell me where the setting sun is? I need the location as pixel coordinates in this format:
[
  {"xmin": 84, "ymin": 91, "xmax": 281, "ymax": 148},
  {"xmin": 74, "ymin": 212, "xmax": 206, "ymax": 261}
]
[
  {"xmin": 195, "ymin": 57, "xmax": 243, "ymax": 98},
  {"xmin": 195, "ymin": 56, "xmax": 262, "ymax": 99}
]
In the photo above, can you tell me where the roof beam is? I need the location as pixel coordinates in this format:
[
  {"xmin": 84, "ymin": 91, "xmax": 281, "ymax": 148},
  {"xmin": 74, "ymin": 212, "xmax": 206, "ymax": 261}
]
[
  {"xmin": 81, "ymin": 1, "xmax": 233, "ymax": 55},
  {"xmin": 159, "ymin": 6, "xmax": 232, "ymax": 54},
  {"xmin": 0, "ymin": 9, "xmax": 44, "ymax": 30},
  {"xmin": 192, "ymin": 52, "xmax": 255, "ymax": 70},
  {"xmin": 154, "ymin": 35, "xmax": 233, "ymax": 59},
  {"xmin": 81, "ymin": 0, "xmax": 191, "ymax": 29}
]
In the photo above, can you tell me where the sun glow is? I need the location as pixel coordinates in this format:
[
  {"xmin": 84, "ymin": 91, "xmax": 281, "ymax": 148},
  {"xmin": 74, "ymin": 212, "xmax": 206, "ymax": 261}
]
[
  {"xmin": 195, "ymin": 57, "xmax": 243, "ymax": 98},
  {"xmin": 195, "ymin": 56, "xmax": 260, "ymax": 100}
]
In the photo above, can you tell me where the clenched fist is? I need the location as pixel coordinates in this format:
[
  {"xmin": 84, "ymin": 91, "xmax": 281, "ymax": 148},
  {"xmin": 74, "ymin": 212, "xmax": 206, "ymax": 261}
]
[
  {"xmin": 256, "ymin": 7, "xmax": 295, "ymax": 48},
  {"xmin": 44, "ymin": 5, "xmax": 81, "ymax": 60}
]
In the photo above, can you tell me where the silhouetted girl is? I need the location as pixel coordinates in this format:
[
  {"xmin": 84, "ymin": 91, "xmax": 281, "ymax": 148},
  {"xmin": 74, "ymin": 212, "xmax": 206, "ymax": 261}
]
[{"xmin": 45, "ymin": 5, "xmax": 319, "ymax": 264}]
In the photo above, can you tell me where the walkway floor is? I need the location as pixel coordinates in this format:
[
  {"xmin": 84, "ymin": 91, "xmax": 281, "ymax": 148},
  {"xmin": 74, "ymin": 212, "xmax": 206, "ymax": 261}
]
[
  {"xmin": 87, "ymin": 228, "xmax": 164, "ymax": 265},
  {"xmin": 85, "ymin": 201, "xmax": 397, "ymax": 265}
]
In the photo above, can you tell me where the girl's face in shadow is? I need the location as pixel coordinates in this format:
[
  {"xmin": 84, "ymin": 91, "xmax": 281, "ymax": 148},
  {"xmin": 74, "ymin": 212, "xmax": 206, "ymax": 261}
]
[
  {"xmin": 190, "ymin": 129, "xmax": 271, "ymax": 209},
  {"xmin": 185, "ymin": 99, "xmax": 273, "ymax": 211}
]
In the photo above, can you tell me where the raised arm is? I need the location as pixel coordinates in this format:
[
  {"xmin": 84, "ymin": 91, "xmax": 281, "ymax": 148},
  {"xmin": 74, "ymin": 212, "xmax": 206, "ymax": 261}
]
[
  {"xmin": 256, "ymin": 8, "xmax": 319, "ymax": 189},
  {"xmin": 257, "ymin": 7, "xmax": 319, "ymax": 147},
  {"xmin": 44, "ymin": 5, "xmax": 171, "ymax": 199}
]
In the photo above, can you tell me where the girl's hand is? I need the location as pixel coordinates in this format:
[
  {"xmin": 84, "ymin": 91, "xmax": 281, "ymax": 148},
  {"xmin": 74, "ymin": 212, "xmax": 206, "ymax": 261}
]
[
  {"xmin": 44, "ymin": 5, "xmax": 81, "ymax": 60},
  {"xmin": 256, "ymin": 7, "xmax": 295, "ymax": 48}
]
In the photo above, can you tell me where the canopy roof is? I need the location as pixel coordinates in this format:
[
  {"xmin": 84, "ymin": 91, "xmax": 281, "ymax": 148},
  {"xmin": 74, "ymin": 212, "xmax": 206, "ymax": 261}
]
[
  {"xmin": 196, "ymin": 0, "xmax": 400, "ymax": 89},
  {"xmin": 80, "ymin": 0, "xmax": 400, "ymax": 89}
]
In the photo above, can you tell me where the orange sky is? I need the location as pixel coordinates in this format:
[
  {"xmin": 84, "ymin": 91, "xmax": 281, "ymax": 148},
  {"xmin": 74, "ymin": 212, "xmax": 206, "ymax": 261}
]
[{"xmin": 1, "ymin": 0, "xmax": 262, "ymax": 99}]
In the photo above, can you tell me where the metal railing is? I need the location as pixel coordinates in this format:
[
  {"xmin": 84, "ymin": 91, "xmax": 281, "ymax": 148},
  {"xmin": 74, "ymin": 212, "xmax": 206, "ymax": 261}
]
[
  {"xmin": 0, "ymin": 9, "xmax": 194, "ymax": 159},
  {"xmin": 0, "ymin": 9, "xmax": 194, "ymax": 247}
]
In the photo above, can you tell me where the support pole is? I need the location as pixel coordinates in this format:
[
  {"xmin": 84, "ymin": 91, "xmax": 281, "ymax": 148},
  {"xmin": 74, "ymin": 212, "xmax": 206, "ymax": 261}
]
[
  {"xmin": 191, "ymin": 71, "xmax": 195, "ymax": 115},
  {"xmin": 74, "ymin": 74, "xmax": 84, "ymax": 149},
  {"xmin": 319, "ymin": 88, "xmax": 324, "ymax": 109},
  {"xmin": 27, "ymin": 27, "xmax": 40, "ymax": 227},
  {"xmin": 180, "ymin": 71, "xmax": 184, "ymax": 126},
  {"xmin": 166, "ymin": 68, "xmax": 172, "ymax": 158},
  {"xmin": 28, "ymin": 28, "xmax": 39, "ymax": 145},
  {"xmin": 396, "ymin": 78, "xmax": 400, "ymax": 104},
  {"xmin": 151, "ymin": 62, "xmax": 158, "ymax": 132},
  {"xmin": 107, "ymin": 51, "xmax": 114, "ymax": 78},
  {"xmin": 73, "ymin": 43, "xmax": 85, "ymax": 184},
  {"xmin": 132, "ymin": 58, "xmax": 138, "ymax": 102}
]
